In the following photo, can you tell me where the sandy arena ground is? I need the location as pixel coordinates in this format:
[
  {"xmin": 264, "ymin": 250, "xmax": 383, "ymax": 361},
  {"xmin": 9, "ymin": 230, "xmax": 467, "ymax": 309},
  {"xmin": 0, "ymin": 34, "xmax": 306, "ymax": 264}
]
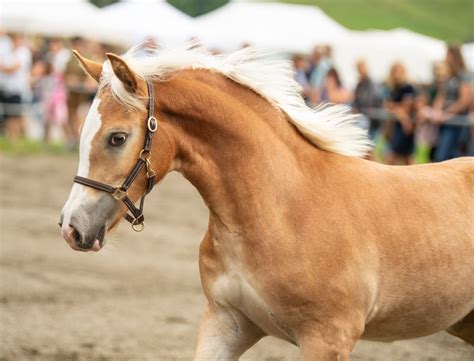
[{"xmin": 0, "ymin": 154, "xmax": 472, "ymax": 361}]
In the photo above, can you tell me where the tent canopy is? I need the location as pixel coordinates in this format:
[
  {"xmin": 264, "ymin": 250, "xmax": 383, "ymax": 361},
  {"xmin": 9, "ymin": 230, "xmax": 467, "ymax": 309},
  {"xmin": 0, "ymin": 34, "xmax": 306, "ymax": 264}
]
[
  {"xmin": 98, "ymin": 0, "xmax": 196, "ymax": 46},
  {"xmin": 1, "ymin": 0, "xmax": 195, "ymax": 46},
  {"xmin": 195, "ymin": 1, "xmax": 348, "ymax": 52},
  {"xmin": 462, "ymin": 42, "xmax": 474, "ymax": 72},
  {"xmin": 1, "ymin": 0, "xmax": 113, "ymax": 42}
]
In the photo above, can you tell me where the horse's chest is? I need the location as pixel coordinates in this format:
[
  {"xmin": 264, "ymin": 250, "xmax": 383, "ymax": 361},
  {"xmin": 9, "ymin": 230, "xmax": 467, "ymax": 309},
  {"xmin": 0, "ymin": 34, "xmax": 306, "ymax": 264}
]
[
  {"xmin": 209, "ymin": 267, "xmax": 295, "ymax": 342},
  {"xmin": 201, "ymin": 230, "xmax": 295, "ymax": 341}
]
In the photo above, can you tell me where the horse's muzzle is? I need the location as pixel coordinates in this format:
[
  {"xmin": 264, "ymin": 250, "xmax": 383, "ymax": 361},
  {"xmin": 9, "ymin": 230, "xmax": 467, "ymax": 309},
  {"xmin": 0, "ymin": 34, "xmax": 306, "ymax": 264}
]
[{"xmin": 61, "ymin": 223, "xmax": 106, "ymax": 252}]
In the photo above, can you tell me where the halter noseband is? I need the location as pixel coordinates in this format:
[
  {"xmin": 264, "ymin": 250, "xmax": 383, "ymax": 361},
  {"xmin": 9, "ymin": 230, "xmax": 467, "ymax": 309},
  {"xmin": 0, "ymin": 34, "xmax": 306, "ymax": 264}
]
[{"xmin": 74, "ymin": 80, "xmax": 158, "ymax": 232}]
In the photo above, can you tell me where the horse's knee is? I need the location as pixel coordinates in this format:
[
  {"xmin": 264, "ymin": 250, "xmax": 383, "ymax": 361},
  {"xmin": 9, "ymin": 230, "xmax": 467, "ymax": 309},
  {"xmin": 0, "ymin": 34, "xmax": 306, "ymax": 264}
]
[{"xmin": 446, "ymin": 311, "xmax": 474, "ymax": 345}]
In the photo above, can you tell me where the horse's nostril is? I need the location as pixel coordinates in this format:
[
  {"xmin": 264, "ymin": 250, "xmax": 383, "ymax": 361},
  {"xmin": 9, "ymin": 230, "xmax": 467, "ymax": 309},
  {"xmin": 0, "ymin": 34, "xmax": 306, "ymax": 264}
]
[{"xmin": 69, "ymin": 224, "xmax": 83, "ymax": 247}]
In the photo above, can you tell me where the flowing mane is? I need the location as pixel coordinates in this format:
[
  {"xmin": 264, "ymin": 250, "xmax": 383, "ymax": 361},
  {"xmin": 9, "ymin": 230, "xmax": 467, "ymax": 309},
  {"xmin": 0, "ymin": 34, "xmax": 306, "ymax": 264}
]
[{"xmin": 100, "ymin": 44, "xmax": 372, "ymax": 157}]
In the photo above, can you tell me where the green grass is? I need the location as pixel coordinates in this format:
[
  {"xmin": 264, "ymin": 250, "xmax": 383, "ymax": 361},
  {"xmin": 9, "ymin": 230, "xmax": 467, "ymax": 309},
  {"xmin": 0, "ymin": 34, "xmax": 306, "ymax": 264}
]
[
  {"xmin": 0, "ymin": 138, "xmax": 73, "ymax": 155},
  {"xmin": 277, "ymin": 0, "xmax": 473, "ymax": 42}
]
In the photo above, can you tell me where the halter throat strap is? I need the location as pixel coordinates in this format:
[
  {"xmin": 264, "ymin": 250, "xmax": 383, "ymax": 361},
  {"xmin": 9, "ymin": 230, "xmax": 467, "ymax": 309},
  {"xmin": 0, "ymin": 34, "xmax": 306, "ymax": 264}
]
[{"xmin": 73, "ymin": 80, "xmax": 158, "ymax": 232}]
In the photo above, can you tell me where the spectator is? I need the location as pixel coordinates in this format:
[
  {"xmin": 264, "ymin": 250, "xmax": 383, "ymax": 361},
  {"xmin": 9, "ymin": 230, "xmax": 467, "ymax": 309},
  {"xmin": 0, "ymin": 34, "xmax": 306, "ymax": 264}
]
[
  {"xmin": 469, "ymin": 75, "xmax": 474, "ymax": 156},
  {"xmin": 353, "ymin": 59, "xmax": 382, "ymax": 139},
  {"xmin": 416, "ymin": 62, "xmax": 448, "ymax": 161},
  {"xmin": 0, "ymin": 33, "xmax": 32, "ymax": 140},
  {"xmin": 385, "ymin": 62, "xmax": 417, "ymax": 165},
  {"xmin": 64, "ymin": 37, "xmax": 91, "ymax": 145},
  {"xmin": 0, "ymin": 29, "xmax": 12, "ymax": 126},
  {"xmin": 292, "ymin": 54, "xmax": 311, "ymax": 103},
  {"xmin": 306, "ymin": 46, "xmax": 320, "ymax": 81},
  {"xmin": 30, "ymin": 58, "xmax": 52, "ymax": 134},
  {"xmin": 323, "ymin": 68, "xmax": 352, "ymax": 104},
  {"xmin": 309, "ymin": 44, "xmax": 333, "ymax": 91},
  {"xmin": 43, "ymin": 39, "xmax": 69, "ymax": 143},
  {"xmin": 431, "ymin": 45, "xmax": 471, "ymax": 162}
]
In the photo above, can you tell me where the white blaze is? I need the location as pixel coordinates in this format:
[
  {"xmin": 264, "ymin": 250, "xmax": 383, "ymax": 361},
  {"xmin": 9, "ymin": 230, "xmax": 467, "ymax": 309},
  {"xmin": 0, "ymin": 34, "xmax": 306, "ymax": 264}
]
[
  {"xmin": 61, "ymin": 98, "xmax": 102, "ymax": 228},
  {"xmin": 78, "ymin": 97, "xmax": 102, "ymax": 177}
]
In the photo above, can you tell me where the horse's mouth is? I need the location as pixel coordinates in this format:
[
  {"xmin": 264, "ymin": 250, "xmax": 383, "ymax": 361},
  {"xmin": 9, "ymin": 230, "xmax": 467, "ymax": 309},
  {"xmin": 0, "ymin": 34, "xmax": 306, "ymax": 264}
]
[
  {"xmin": 94, "ymin": 225, "xmax": 107, "ymax": 250},
  {"xmin": 84, "ymin": 224, "xmax": 107, "ymax": 252},
  {"xmin": 62, "ymin": 224, "xmax": 107, "ymax": 253}
]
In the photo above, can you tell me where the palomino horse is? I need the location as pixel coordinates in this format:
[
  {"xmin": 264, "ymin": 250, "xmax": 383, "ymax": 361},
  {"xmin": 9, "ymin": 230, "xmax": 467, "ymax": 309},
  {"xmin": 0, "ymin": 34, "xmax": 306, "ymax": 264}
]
[{"xmin": 60, "ymin": 45, "xmax": 473, "ymax": 360}]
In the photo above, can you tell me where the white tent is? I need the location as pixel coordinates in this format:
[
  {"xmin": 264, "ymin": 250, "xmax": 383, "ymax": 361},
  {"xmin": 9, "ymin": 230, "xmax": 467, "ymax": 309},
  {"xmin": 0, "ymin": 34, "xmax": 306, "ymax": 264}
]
[
  {"xmin": 0, "ymin": 0, "xmax": 117, "ymax": 43},
  {"xmin": 332, "ymin": 29, "xmax": 447, "ymax": 88},
  {"xmin": 462, "ymin": 42, "xmax": 474, "ymax": 73},
  {"xmin": 195, "ymin": 1, "xmax": 348, "ymax": 52},
  {"xmin": 99, "ymin": 0, "xmax": 196, "ymax": 47},
  {"xmin": 0, "ymin": 0, "xmax": 195, "ymax": 46}
]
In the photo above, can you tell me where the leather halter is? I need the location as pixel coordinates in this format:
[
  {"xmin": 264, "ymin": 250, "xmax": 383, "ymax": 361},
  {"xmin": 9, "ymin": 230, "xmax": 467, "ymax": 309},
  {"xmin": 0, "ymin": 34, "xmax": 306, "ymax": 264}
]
[{"xmin": 74, "ymin": 80, "xmax": 158, "ymax": 232}]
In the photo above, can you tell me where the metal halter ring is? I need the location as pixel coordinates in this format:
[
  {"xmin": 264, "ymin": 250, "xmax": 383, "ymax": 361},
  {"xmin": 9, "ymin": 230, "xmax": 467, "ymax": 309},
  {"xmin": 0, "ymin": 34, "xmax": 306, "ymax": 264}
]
[
  {"xmin": 131, "ymin": 220, "xmax": 145, "ymax": 232},
  {"xmin": 112, "ymin": 187, "xmax": 127, "ymax": 200},
  {"xmin": 147, "ymin": 116, "xmax": 158, "ymax": 133},
  {"xmin": 143, "ymin": 157, "xmax": 155, "ymax": 179},
  {"xmin": 139, "ymin": 149, "xmax": 151, "ymax": 161}
]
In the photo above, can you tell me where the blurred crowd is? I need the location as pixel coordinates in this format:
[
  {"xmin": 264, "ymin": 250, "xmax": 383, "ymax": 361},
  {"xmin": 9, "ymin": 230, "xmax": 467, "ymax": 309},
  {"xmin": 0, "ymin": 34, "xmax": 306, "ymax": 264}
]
[
  {"xmin": 292, "ymin": 44, "xmax": 474, "ymax": 163},
  {"xmin": 0, "ymin": 31, "xmax": 473, "ymax": 163},
  {"xmin": 0, "ymin": 32, "xmax": 120, "ymax": 147}
]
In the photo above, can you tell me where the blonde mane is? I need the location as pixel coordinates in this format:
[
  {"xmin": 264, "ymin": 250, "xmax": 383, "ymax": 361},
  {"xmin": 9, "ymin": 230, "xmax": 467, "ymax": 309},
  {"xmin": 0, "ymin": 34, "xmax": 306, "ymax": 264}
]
[{"xmin": 100, "ymin": 44, "xmax": 372, "ymax": 157}]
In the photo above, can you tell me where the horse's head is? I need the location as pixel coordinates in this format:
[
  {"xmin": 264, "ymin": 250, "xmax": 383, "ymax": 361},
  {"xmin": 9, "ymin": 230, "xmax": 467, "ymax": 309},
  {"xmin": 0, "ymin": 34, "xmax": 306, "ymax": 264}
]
[{"xmin": 60, "ymin": 51, "xmax": 174, "ymax": 252}]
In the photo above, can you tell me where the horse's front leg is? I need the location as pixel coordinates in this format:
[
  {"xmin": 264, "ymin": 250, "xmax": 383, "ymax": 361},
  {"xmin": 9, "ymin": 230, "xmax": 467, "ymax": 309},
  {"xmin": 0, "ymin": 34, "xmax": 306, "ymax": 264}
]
[{"xmin": 194, "ymin": 303, "xmax": 263, "ymax": 361}]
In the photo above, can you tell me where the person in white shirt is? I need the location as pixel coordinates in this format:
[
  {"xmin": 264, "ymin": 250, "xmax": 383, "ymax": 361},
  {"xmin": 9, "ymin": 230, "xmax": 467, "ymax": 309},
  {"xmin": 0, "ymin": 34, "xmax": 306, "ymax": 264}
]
[
  {"xmin": 48, "ymin": 38, "xmax": 70, "ymax": 74},
  {"xmin": 0, "ymin": 33, "xmax": 32, "ymax": 140},
  {"xmin": 0, "ymin": 29, "xmax": 12, "ymax": 123},
  {"xmin": 43, "ymin": 38, "xmax": 70, "ymax": 142}
]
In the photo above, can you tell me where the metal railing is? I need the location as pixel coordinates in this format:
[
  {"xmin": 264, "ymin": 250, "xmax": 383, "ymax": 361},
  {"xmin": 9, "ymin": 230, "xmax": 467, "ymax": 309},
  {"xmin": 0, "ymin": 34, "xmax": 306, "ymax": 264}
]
[{"xmin": 360, "ymin": 108, "xmax": 474, "ymax": 127}]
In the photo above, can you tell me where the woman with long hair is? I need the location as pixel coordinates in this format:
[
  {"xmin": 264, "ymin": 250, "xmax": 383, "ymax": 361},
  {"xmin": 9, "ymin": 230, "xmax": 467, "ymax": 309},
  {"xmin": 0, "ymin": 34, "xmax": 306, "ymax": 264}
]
[
  {"xmin": 431, "ymin": 45, "xmax": 471, "ymax": 161},
  {"xmin": 323, "ymin": 68, "xmax": 353, "ymax": 104}
]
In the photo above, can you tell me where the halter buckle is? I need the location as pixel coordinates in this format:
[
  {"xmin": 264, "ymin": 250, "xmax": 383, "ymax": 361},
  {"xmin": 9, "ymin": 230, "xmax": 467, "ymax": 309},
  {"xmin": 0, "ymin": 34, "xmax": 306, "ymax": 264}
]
[
  {"xmin": 147, "ymin": 116, "xmax": 158, "ymax": 133},
  {"xmin": 146, "ymin": 169, "xmax": 156, "ymax": 178},
  {"xmin": 131, "ymin": 220, "xmax": 145, "ymax": 232},
  {"xmin": 112, "ymin": 187, "xmax": 127, "ymax": 200}
]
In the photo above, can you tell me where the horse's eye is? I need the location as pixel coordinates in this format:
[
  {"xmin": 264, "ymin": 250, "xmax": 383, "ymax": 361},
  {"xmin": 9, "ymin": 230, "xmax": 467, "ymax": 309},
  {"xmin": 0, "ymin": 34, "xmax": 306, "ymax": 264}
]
[{"xmin": 109, "ymin": 133, "xmax": 127, "ymax": 147}]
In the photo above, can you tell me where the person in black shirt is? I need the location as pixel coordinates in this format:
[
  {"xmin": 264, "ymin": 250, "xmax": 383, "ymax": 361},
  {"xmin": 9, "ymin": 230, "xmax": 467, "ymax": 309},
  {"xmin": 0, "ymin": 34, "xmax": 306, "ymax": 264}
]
[
  {"xmin": 385, "ymin": 62, "xmax": 417, "ymax": 165},
  {"xmin": 353, "ymin": 59, "xmax": 382, "ymax": 140}
]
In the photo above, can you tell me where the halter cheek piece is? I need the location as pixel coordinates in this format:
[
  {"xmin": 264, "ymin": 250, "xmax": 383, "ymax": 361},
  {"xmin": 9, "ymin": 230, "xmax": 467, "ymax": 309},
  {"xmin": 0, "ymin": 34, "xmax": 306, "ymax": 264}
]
[{"xmin": 73, "ymin": 80, "xmax": 158, "ymax": 232}]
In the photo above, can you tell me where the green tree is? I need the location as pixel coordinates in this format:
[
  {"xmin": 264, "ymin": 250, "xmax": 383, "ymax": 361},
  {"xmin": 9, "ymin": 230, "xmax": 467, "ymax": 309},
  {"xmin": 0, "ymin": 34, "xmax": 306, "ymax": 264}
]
[
  {"xmin": 167, "ymin": 0, "xmax": 229, "ymax": 17},
  {"xmin": 89, "ymin": 0, "xmax": 118, "ymax": 8},
  {"xmin": 89, "ymin": 0, "xmax": 229, "ymax": 17}
]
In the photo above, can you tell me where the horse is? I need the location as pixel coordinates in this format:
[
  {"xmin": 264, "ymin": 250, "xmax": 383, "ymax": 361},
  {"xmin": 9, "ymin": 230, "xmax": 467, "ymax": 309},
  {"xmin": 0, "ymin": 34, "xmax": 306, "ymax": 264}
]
[{"xmin": 60, "ymin": 45, "xmax": 473, "ymax": 360}]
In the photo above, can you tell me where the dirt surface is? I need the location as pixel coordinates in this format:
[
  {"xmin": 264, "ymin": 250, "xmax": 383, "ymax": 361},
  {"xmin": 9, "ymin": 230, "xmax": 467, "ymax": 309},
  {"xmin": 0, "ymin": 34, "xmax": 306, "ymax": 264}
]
[{"xmin": 0, "ymin": 154, "xmax": 472, "ymax": 361}]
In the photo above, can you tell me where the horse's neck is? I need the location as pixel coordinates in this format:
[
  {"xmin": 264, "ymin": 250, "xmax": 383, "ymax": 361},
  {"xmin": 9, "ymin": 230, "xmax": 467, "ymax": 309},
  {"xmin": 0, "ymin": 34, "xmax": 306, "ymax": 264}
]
[{"xmin": 157, "ymin": 70, "xmax": 326, "ymax": 230}]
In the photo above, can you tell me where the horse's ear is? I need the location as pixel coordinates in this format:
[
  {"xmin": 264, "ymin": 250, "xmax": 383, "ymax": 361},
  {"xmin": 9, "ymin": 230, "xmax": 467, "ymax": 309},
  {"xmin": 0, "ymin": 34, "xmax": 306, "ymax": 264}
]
[
  {"xmin": 72, "ymin": 50, "xmax": 102, "ymax": 83},
  {"xmin": 106, "ymin": 53, "xmax": 146, "ymax": 95}
]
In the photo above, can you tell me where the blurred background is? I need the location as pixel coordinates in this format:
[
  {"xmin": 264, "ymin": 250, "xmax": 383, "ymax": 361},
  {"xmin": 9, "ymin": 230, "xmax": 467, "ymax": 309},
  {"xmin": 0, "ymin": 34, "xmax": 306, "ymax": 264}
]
[
  {"xmin": 1, "ymin": 1, "xmax": 474, "ymax": 360},
  {"xmin": 1, "ymin": 0, "xmax": 473, "ymax": 162}
]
